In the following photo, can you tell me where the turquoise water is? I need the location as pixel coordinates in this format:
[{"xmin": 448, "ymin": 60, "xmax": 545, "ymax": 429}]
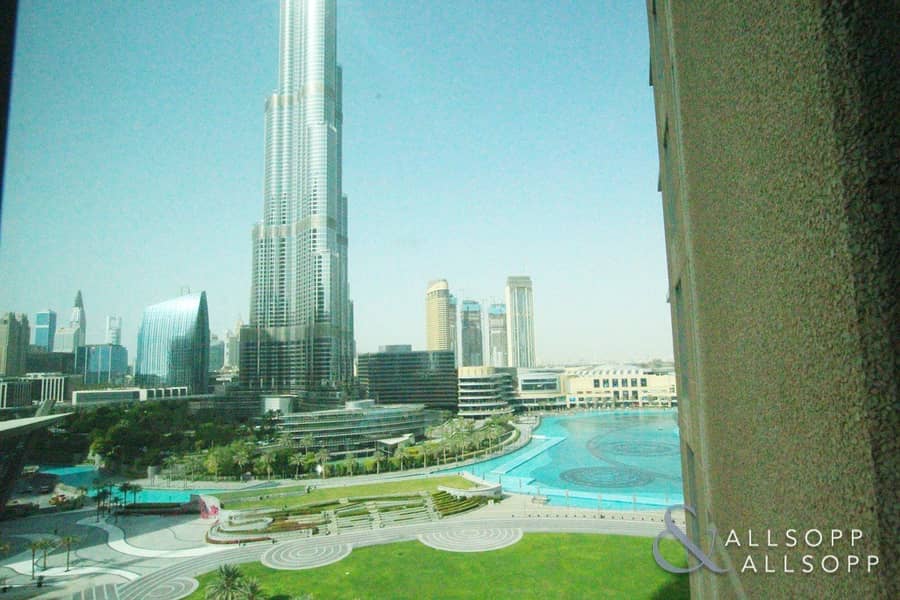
[
  {"xmin": 440, "ymin": 410, "xmax": 684, "ymax": 510},
  {"xmin": 40, "ymin": 465, "xmax": 218, "ymax": 503}
]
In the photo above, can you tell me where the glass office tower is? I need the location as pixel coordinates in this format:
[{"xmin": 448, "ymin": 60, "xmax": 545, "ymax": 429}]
[
  {"xmin": 242, "ymin": 0, "xmax": 354, "ymax": 397},
  {"xmin": 34, "ymin": 310, "xmax": 56, "ymax": 351},
  {"xmin": 460, "ymin": 300, "xmax": 483, "ymax": 367},
  {"xmin": 506, "ymin": 276, "xmax": 536, "ymax": 367},
  {"xmin": 135, "ymin": 292, "xmax": 210, "ymax": 394}
]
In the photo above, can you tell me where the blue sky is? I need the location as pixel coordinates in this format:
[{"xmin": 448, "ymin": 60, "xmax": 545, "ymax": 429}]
[{"xmin": 0, "ymin": 0, "xmax": 672, "ymax": 365}]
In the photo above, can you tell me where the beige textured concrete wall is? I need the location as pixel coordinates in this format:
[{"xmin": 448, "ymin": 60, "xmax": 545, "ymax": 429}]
[{"xmin": 648, "ymin": 1, "xmax": 897, "ymax": 598}]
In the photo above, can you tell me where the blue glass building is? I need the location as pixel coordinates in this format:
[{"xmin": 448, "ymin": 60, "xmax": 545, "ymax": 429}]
[
  {"xmin": 75, "ymin": 344, "xmax": 128, "ymax": 385},
  {"xmin": 135, "ymin": 292, "xmax": 210, "ymax": 394},
  {"xmin": 33, "ymin": 310, "xmax": 56, "ymax": 352}
]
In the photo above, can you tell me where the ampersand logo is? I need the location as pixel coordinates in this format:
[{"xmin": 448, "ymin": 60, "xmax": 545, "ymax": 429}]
[{"xmin": 653, "ymin": 504, "xmax": 728, "ymax": 574}]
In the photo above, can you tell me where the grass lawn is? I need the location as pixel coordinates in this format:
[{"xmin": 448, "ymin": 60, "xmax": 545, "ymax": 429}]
[
  {"xmin": 220, "ymin": 475, "xmax": 476, "ymax": 510},
  {"xmin": 185, "ymin": 533, "xmax": 690, "ymax": 599}
]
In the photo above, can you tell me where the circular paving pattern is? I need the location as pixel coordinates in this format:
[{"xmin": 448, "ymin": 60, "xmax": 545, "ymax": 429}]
[
  {"xmin": 418, "ymin": 528, "xmax": 523, "ymax": 553},
  {"xmin": 141, "ymin": 577, "xmax": 199, "ymax": 600},
  {"xmin": 596, "ymin": 440, "xmax": 680, "ymax": 457},
  {"xmin": 559, "ymin": 466, "xmax": 654, "ymax": 488},
  {"xmin": 262, "ymin": 542, "xmax": 352, "ymax": 571}
]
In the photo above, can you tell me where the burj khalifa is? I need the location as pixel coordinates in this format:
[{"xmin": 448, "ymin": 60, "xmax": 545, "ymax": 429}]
[{"xmin": 241, "ymin": 0, "xmax": 354, "ymax": 402}]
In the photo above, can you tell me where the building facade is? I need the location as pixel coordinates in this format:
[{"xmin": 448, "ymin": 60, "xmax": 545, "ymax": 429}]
[
  {"xmin": 33, "ymin": 310, "xmax": 56, "ymax": 352},
  {"xmin": 647, "ymin": 1, "xmax": 897, "ymax": 597},
  {"xmin": 425, "ymin": 279, "xmax": 454, "ymax": 353},
  {"xmin": 457, "ymin": 366, "xmax": 514, "ymax": 419},
  {"xmin": 564, "ymin": 366, "xmax": 676, "ymax": 408},
  {"xmin": 357, "ymin": 348, "xmax": 457, "ymax": 411},
  {"xmin": 0, "ymin": 313, "xmax": 29, "ymax": 376},
  {"xmin": 71, "ymin": 386, "xmax": 189, "ymax": 408},
  {"xmin": 0, "ymin": 378, "xmax": 31, "ymax": 408},
  {"xmin": 505, "ymin": 276, "xmax": 535, "ymax": 367},
  {"xmin": 53, "ymin": 291, "xmax": 86, "ymax": 354},
  {"xmin": 25, "ymin": 350, "xmax": 74, "ymax": 375},
  {"xmin": 277, "ymin": 399, "xmax": 441, "ymax": 456},
  {"xmin": 105, "ymin": 316, "xmax": 122, "ymax": 345},
  {"xmin": 75, "ymin": 344, "xmax": 128, "ymax": 385},
  {"xmin": 209, "ymin": 335, "xmax": 225, "ymax": 372},
  {"xmin": 487, "ymin": 303, "xmax": 508, "ymax": 367},
  {"xmin": 460, "ymin": 301, "xmax": 483, "ymax": 367},
  {"xmin": 242, "ymin": 0, "xmax": 354, "ymax": 396},
  {"xmin": 511, "ymin": 368, "xmax": 566, "ymax": 411},
  {"xmin": 135, "ymin": 292, "xmax": 210, "ymax": 394},
  {"xmin": 224, "ymin": 319, "xmax": 242, "ymax": 368}
]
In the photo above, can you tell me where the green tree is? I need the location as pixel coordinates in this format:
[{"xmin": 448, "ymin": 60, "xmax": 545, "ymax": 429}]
[
  {"xmin": 394, "ymin": 446, "xmax": 406, "ymax": 471},
  {"xmin": 299, "ymin": 434, "xmax": 314, "ymax": 456},
  {"xmin": 206, "ymin": 450, "xmax": 221, "ymax": 480},
  {"xmin": 60, "ymin": 535, "xmax": 80, "ymax": 572},
  {"xmin": 233, "ymin": 446, "xmax": 251, "ymax": 478},
  {"xmin": 118, "ymin": 482, "xmax": 133, "ymax": 506},
  {"xmin": 36, "ymin": 538, "xmax": 54, "ymax": 570},
  {"xmin": 28, "ymin": 540, "xmax": 41, "ymax": 579},
  {"xmin": 344, "ymin": 452, "xmax": 358, "ymax": 476},
  {"xmin": 257, "ymin": 451, "xmax": 276, "ymax": 480},
  {"xmin": 240, "ymin": 577, "xmax": 267, "ymax": 600},
  {"xmin": 205, "ymin": 564, "xmax": 245, "ymax": 600},
  {"xmin": 316, "ymin": 448, "xmax": 329, "ymax": 478},
  {"xmin": 289, "ymin": 453, "xmax": 304, "ymax": 479},
  {"xmin": 130, "ymin": 483, "xmax": 143, "ymax": 505}
]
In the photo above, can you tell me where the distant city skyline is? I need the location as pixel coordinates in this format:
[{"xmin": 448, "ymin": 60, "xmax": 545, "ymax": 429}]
[{"xmin": 0, "ymin": 1, "xmax": 674, "ymax": 364}]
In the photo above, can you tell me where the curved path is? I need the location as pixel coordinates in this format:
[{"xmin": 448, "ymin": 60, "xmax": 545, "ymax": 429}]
[
  {"xmin": 262, "ymin": 542, "xmax": 353, "ymax": 570},
  {"xmin": 418, "ymin": 527, "xmax": 523, "ymax": 552}
]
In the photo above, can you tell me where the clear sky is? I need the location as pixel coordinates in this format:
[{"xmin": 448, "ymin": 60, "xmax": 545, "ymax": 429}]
[{"xmin": 0, "ymin": 0, "xmax": 673, "ymax": 365}]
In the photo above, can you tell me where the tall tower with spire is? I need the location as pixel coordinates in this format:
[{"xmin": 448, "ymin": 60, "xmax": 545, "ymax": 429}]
[
  {"xmin": 53, "ymin": 290, "xmax": 86, "ymax": 353},
  {"xmin": 241, "ymin": 0, "xmax": 353, "ymax": 400}
]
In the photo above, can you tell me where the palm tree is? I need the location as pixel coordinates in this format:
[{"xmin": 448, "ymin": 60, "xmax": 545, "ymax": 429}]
[
  {"xmin": 261, "ymin": 450, "xmax": 276, "ymax": 480},
  {"xmin": 95, "ymin": 488, "xmax": 110, "ymax": 519},
  {"xmin": 300, "ymin": 434, "xmax": 314, "ymax": 456},
  {"xmin": 373, "ymin": 448, "xmax": 384, "ymax": 474},
  {"xmin": 60, "ymin": 535, "xmax": 80, "ymax": 571},
  {"xmin": 118, "ymin": 482, "xmax": 133, "ymax": 506},
  {"xmin": 206, "ymin": 450, "xmax": 221, "ymax": 481},
  {"xmin": 316, "ymin": 448, "xmax": 329, "ymax": 479},
  {"xmin": 280, "ymin": 432, "xmax": 295, "ymax": 450},
  {"xmin": 28, "ymin": 540, "xmax": 40, "ymax": 579},
  {"xmin": 205, "ymin": 564, "xmax": 244, "ymax": 600},
  {"xmin": 394, "ymin": 446, "xmax": 405, "ymax": 471},
  {"xmin": 344, "ymin": 452, "xmax": 357, "ymax": 476},
  {"xmin": 36, "ymin": 538, "xmax": 54, "ymax": 570},
  {"xmin": 233, "ymin": 447, "xmax": 251, "ymax": 479},
  {"xmin": 239, "ymin": 577, "xmax": 267, "ymax": 600},
  {"xmin": 289, "ymin": 453, "xmax": 304, "ymax": 479},
  {"xmin": 130, "ymin": 483, "xmax": 143, "ymax": 505}
]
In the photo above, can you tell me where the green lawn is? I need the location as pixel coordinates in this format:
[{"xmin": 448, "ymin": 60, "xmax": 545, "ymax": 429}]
[
  {"xmin": 186, "ymin": 533, "xmax": 690, "ymax": 599},
  {"xmin": 220, "ymin": 475, "xmax": 476, "ymax": 510}
]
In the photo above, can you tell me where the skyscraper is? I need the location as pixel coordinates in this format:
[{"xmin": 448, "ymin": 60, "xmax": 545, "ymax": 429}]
[
  {"xmin": 0, "ymin": 313, "xmax": 29, "ymax": 376},
  {"xmin": 33, "ymin": 310, "xmax": 56, "ymax": 351},
  {"xmin": 241, "ymin": 0, "xmax": 354, "ymax": 396},
  {"xmin": 425, "ymin": 280, "xmax": 454, "ymax": 353},
  {"xmin": 460, "ymin": 300, "xmax": 483, "ymax": 367},
  {"xmin": 105, "ymin": 316, "xmax": 122, "ymax": 345},
  {"xmin": 488, "ymin": 303, "xmax": 508, "ymax": 367},
  {"xmin": 53, "ymin": 291, "xmax": 86, "ymax": 353},
  {"xmin": 135, "ymin": 292, "xmax": 209, "ymax": 394},
  {"xmin": 505, "ymin": 276, "xmax": 536, "ymax": 367}
]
